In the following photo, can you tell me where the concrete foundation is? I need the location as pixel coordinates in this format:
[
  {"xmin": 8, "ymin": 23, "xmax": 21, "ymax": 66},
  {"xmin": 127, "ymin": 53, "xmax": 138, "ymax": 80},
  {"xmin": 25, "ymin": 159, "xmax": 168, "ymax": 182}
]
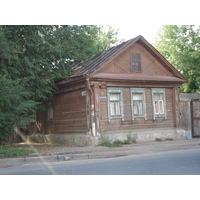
[
  {"xmin": 26, "ymin": 128, "xmax": 186, "ymax": 146},
  {"xmin": 26, "ymin": 133, "xmax": 100, "ymax": 146},
  {"xmin": 105, "ymin": 128, "xmax": 186, "ymax": 143}
]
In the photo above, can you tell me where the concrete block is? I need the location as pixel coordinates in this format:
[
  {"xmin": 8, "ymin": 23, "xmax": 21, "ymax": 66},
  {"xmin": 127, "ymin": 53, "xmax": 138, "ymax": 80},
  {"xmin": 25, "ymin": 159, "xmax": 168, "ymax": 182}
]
[
  {"xmin": 70, "ymin": 154, "xmax": 89, "ymax": 160},
  {"xmin": 0, "ymin": 158, "xmax": 24, "ymax": 168},
  {"xmin": 25, "ymin": 155, "xmax": 57, "ymax": 164},
  {"xmin": 64, "ymin": 156, "xmax": 70, "ymax": 161}
]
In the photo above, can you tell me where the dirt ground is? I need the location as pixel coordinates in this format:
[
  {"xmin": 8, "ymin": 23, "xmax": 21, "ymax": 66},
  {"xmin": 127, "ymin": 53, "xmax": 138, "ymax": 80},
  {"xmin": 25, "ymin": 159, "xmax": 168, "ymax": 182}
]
[{"xmin": 4, "ymin": 138, "xmax": 200, "ymax": 157}]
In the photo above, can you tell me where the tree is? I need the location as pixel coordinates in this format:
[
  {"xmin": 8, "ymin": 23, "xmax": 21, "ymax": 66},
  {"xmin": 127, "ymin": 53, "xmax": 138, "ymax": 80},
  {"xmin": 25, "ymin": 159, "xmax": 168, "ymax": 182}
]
[
  {"xmin": 96, "ymin": 25, "xmax": 119, "ymax": 52},
  {"xmin": 154, "ymin": 25, "xmax": 200, "ymax": 93},
  {"xmin": 0, "ymin": 25, "xmax": 120, "ymax": 142},
  {"xmin": 0, "ymin": 75, "xmax": 38, "ymax": 143}
]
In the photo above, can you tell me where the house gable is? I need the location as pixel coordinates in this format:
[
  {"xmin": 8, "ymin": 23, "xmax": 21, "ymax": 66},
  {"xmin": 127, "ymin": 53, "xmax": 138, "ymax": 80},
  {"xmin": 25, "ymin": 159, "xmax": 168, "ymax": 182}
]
[
  {"xmin": 96, "ymin": 42, "xmax": 174, "ymax": 77},
  {"xmin": 71, "ymin": 35, "xmax": 186, "ymax": 83}
]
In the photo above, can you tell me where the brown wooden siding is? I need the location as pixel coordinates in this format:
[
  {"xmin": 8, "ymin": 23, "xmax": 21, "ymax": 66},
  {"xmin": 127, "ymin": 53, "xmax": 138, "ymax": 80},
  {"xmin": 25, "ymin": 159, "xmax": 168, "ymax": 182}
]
[
  {"xmin": 99, "ymin": 87, "xmax": 175, "ymax": 133},
  {"xmin": 98, "ymin": 43, "xmax": 174, "ymax": 77},
  {"xmin": 45, "ymin": 88, "xmax": 87, "ymax": 134}
]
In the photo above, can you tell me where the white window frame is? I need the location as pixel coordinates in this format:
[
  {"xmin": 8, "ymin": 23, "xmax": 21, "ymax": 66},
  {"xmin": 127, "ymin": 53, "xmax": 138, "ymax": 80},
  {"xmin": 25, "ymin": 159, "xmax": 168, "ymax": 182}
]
[
  {"xmin": 107, "ymin": 88, "xmax": 124, "ymax": 121},
  {"xmin": 151, "ymin": 88, "xmax": 167, "ymax": 120},
  {"xmin": 130, "ymin": 88, "xmax": 146, "ymax": 120}
]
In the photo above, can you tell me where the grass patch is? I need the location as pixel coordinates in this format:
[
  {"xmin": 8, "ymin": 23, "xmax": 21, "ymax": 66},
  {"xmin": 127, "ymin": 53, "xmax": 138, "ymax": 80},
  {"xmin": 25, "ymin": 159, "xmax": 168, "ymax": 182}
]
[
  {"xmin": 99, "ymin": 133, "xmax": 137, "ymax": 147},
  {"xmin": 0, "ymin": 147, "xmax": 35, "ymax": 158}
]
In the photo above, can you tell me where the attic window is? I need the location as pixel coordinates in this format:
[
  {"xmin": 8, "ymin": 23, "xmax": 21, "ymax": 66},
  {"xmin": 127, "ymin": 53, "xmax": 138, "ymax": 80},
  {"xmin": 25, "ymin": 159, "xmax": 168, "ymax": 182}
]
[{"xmin": 132, "ymin": 55, "xmax": 141, "ymax": 71}]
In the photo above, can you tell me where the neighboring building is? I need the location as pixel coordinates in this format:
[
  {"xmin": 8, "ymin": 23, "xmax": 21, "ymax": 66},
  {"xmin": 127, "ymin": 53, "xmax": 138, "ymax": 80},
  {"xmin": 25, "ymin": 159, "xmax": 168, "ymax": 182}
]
[{"xmin": 27, "ymin": 35, "xmax": 187, "ymax": 146}]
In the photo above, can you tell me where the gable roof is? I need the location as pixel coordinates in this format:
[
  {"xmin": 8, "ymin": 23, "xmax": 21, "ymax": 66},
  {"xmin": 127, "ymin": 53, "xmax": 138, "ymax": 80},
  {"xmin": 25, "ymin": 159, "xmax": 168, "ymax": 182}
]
[
  {"xmin": 71, "ymin": 36, "xmax": 139, "ymax": 76},
  {"xmin": 70, "ymin": 35, "xmax": 186, "ymax": 82}
]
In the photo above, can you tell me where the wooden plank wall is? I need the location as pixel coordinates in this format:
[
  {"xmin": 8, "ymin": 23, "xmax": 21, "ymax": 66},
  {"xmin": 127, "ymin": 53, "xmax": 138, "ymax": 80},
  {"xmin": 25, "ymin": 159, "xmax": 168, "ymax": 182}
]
[
  {"xmin": 47, "ymin": 88, "xmax": 87, "ymax": 134},
  {"xmin": 98, "ymin": 43, "xmax": 173, "ymax": 76},
  {"xmin": 99, "ymin": 87, "xmax": 174, "ymax": 132},
  {"xmin": 179, "ymin": 101, "xmax": 192, "ymax": 132},
  {"xmin": 179, "ymin": 93, "xmax": 200, "ymax": 134}
]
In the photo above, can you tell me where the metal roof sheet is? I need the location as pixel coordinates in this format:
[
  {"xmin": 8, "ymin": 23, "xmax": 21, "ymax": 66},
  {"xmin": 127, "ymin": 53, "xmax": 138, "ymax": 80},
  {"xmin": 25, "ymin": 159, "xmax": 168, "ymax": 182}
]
[{"xmin": 71, "ymin": 37, "xmax": 136, "ymax": 76}]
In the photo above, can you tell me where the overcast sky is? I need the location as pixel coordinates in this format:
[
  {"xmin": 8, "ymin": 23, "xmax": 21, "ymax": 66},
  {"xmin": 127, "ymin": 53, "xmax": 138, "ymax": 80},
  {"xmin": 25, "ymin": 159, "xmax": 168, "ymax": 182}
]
[{"xmin": 112, "ymin": 24, "xmax": 161, "ymax": 43}]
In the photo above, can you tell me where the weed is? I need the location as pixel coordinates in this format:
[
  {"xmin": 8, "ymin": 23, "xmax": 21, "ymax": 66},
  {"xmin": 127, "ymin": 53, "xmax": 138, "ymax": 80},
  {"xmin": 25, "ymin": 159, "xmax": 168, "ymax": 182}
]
[
  {"xmin": 165, "ymin": 138, "xmax": 174, "ymax": 141},
  {"xmin": 99, "ymin": 133, "xmax": 137, "ymax": 147},
  {"xmin": 155, "ymin": 138, "xmax": 163, "ymax": 142},
  {"xmin": 99, "ymin": 134, "xmax": 112, "ymax": 147},
  {"xmin": 124, "ymin": 133, "xmax": 137, "ymax": 144},
  {"xmin": 113, "ymin": 140, "xmax": 124, "ymax": 147}
]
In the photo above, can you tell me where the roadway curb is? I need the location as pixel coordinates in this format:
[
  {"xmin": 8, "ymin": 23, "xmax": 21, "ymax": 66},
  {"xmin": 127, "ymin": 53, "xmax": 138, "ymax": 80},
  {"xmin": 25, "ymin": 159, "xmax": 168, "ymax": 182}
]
[
  {"xmin": 0, "ymin": 151, "xmax": 129, "ymax": 168},
  {"xmin": 1, "ymin": 139, "xmax": 200, "ymax": 168}
]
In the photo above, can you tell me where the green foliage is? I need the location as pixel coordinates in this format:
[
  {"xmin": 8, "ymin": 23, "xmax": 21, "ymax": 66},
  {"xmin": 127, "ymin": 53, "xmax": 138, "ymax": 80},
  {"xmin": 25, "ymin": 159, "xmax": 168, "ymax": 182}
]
[
  {"xmin": 96, "ymin": 25, "xmax": 120, "ymax": 52},
  {"xmin": 0, "ymin": 75, "xmax": 38, "ymax": 143},
  {"xmin": 99, "ymin": 133, "xmax": 137, "ymax": 147},
  {"xmin": 154, "ymin": 25, "xmax": 200, "ymax": 93},
  {"xmin": 113, "ymin": 139, "xmax": 124, "ymax": 147},
  {"xmin": 124, "ymin": 133, "xmax": 137, "ymax": 144},
  {"xmin": 0, "ymin": 25, "xmax": 120, "ymax": 142},
  {"xmin": 165, "ymin": 138, "xmax": 174, "ymax": 141},
  {"xmin": 0, "ymin": 147, "xmax": 35, "ymax": 158},
  {"xmin": 155, "ymin": 138, "xmax": 163, "ymax": 142},
  {"xmin": 99, "ymin": 133, "xmax": 112, "ymax": 147}
]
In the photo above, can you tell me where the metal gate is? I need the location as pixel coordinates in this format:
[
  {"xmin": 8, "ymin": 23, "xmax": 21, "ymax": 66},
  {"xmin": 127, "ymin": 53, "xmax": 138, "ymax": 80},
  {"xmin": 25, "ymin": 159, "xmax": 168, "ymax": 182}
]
[{"xmin": 191, "ymin": 100, "xmax": 200, "ymax": 137}]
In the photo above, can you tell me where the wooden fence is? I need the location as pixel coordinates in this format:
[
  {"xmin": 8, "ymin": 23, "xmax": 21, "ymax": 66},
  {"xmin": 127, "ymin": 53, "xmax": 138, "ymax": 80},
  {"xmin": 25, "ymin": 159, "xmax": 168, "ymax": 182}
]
[{"xmin": 179, "ymin": 93, "xmax": 200, "ymax": 138}]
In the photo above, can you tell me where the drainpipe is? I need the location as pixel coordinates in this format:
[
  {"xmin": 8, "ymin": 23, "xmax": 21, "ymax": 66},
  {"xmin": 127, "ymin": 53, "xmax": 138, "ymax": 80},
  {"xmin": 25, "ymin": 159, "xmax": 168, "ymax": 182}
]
[{"xmin": 85, "ymin": 75, "xmax": 96, "ymax": 136}]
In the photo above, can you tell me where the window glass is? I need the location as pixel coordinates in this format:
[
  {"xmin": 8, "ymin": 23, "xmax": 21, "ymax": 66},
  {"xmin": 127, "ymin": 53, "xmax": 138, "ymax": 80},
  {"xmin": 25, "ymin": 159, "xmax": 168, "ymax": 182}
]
[
  {"xmin": 110, "ymin": 93, "xmax": 120, "ymax": 101},
  {"xmin": 131, "ymin": 89, "xmax": 146, "ymax": 120},
  {"xmin": 132, "ymin": 55, "xmax": 141, "ymax": 71},
  {"xmin": 107, "ymin": 88, "xmax": 124, "ymax": 121},
  {"xmin": 152, "ymin": 89, "xmax": 167, "ymax": 119}
]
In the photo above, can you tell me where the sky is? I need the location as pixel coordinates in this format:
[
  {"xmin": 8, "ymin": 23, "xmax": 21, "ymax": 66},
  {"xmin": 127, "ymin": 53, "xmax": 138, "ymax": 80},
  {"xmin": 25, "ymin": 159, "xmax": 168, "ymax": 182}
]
[
  {"xmin": 112, "ymin": 24, "xmax": 161, "ymax": 43},
  {"xmin": 2, "ymin": 1, "xmax": 197, "ymax": 45}
]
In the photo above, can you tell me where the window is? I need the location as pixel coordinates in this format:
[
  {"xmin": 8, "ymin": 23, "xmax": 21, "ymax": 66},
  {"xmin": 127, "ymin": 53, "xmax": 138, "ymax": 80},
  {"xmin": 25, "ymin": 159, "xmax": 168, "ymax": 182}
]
[
  {"xmin": 107, "ymin": 88, "xmax": 124, "ymax": 121},
  {"xmin": 132, "ymin": 55, "xmax": 141, "ymax": 71},
  {"xmin": 152, "ymin": 88, "xmax": 167, "ymax": 119},
  {"xmin": 131, "ymin": 88, "xmax": 146, "ymax": 120}
]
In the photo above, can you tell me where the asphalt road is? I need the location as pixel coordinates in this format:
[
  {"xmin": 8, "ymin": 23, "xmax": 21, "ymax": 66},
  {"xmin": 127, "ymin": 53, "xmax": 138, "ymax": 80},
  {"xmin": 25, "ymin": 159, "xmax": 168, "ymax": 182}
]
[{"xmin": 1, "ymin": 148, "xmax": 200, "ymax": 175}]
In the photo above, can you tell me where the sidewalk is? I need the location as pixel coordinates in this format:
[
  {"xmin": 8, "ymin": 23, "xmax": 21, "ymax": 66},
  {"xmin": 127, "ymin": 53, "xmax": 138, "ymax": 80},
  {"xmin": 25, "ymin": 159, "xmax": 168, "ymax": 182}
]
[{"xmin": 1, "ymin": 138, "xmax": 200, "ymax": 168}]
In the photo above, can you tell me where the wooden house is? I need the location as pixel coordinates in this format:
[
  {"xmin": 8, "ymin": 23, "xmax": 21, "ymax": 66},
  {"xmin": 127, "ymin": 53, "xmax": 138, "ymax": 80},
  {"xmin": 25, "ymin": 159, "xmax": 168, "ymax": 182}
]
[{"xmin": 27, "ymin": 35, "xmax": 187, "ymax": 146}]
